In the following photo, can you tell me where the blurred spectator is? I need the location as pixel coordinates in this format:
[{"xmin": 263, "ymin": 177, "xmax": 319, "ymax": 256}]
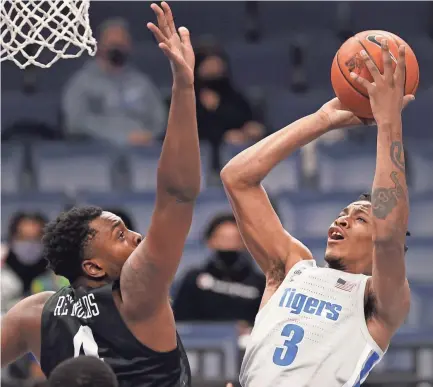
[
  {"xmin": 30, "ymin": 272, "xmax": 69, "ymax": 295},
  {"xmin": 63, "ymin": 18, "xmax": 166, "ymax": 145},
  {"xmin": 194, "ymin": 39, "xmax": 266, "ymax": 172},
  {"xmin": 1, "ymin": 246, "xmax": 23, "ymax": 314},
  {"xmin": 173, "ymin": 213, "xmax": 265, "ymax": 326},
  {"xmin": 289, "ymin": 36, "xmax": 308, "ymax": 93},
  {"xmin": 48, "ymin": 356, "xmax": 118, "ymax": 387},
  {"xmin": 28, "ymin": 381, "xmax": 49, "ymax": 387},
  {"xmin": 1, "ymin": 212, "xmax": 48, "ymax": 309}
]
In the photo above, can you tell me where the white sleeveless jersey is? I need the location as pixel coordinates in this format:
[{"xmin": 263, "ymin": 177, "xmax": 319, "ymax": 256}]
[{"xmin": 240, "ymin": 260, "xmax": 385, "ymax": 387}]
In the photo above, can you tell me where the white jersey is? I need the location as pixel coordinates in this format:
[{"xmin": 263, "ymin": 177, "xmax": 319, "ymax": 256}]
[{"xmin": 240, "ymin": 260, "xmax": 385, "ymax": 387}]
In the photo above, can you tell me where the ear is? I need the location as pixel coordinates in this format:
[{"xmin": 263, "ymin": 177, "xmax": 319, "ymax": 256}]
[{"xmin": 82, "ymin": 259, "xmax": 106, "ymax": 279}]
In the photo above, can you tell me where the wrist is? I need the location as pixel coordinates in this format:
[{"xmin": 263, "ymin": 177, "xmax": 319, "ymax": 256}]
[
  {"xmin": 172, "ymin": 82, "xmax": 195, "ymax": 93},
  {"xmin": 312, "ymin": 110, "xmax": 334, "ymax": 133},
  {"xmin": 376, "ymin": 116, "xmax": 402, "ymax": 131},
  {"xmin": 172, "ymin": 75, "xmax": 195, "ymax": 90}
]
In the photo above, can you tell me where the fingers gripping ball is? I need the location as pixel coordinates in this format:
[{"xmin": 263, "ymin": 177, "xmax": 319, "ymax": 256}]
[{"xmin": 331, "ymin": 30, "xmax": 419, "ymax": 118}]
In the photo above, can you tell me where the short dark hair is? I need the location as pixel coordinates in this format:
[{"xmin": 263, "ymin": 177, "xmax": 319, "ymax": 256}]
[
  {"xmin": 8, "ymin": 211, "xmax": 47, "ymax": 241},
  {"xmin": 357, "ymin": 193, "xmax": 410, "ymax": 252},
  {"xmin": 48, "ymin": 356, "xmax": 118, "ymax": 387},
  {"xmin": 203, "ymin": 213, "xmax": 236, "ymax": 241},
  {"xmin": 42, "ymin": 206, "xmax": 103, "ymax": 282}
]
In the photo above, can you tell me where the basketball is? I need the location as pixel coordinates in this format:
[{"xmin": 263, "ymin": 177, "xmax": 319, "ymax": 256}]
[{"xmin": 331, "ymin": 30, "xmax": 419, "ymax": 118}]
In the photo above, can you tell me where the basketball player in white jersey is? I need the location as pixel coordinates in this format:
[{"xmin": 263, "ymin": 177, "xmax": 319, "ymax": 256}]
[{"xmin": 221, "ymin": 41, "xmax": 415, "ymax": 386}]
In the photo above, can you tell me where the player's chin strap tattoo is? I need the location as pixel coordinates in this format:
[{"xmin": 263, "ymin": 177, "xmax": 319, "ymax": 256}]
[{"xmin": 371, "ymin": 141, "xmax": 406, "ymax": 221}]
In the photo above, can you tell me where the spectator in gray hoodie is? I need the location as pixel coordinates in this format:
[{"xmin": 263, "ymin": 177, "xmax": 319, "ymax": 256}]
[{"xmin": 63, "ymin": 18, "xmax": 166, "ymax": 145}]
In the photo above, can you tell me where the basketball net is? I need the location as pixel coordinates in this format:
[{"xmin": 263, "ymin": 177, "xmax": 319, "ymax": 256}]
[{"xmin": 0, "ymin": 0, "xmax": 97, "ymax": 69}]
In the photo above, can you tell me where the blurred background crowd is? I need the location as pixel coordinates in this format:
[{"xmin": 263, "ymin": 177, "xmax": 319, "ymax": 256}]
[{"xmin": 1, "ymin": 2, "xmax": 432, "ymax": 386}]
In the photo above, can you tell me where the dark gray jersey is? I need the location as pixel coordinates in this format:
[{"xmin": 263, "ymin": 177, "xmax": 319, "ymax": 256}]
[{"xmin": 40, "ymin": 282, "xmax": 191, "ymax": 387}]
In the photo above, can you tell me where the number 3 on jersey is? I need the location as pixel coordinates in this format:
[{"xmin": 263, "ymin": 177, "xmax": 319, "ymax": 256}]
[
  {"xmin": 272, "ymin": 324, "xmax": 304, "ymax": 366},
  {"xmin": 73, "ymin": 325, "xmax": 102, "ymax": 360}
]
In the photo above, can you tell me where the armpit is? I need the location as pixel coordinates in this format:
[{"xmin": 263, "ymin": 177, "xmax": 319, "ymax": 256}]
[
  {"xmin": 266, "ymin": 258, "xmax": 286, "ymax": 288},
  {"xmin": 364, "ymin": 289, "xmax": 378, "ymax": 321}
]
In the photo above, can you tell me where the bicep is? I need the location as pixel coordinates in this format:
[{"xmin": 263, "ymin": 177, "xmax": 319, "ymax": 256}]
[
  {"xmin": 371, "ymin": 242, "xmax": 410, "ymax": 328},
  {"xmin": 120, "ymin": 196, "xmax": 194, "ymax": 317},
  {"xmin": 224, "ymin": 184, "xmax": 312, "ymax": 275}
]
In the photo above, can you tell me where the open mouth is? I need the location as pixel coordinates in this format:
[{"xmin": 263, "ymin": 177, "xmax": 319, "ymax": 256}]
[
  {"xmin": 328, "ymin": 227, "xmax": 345, "ymax": 241},
  {"xmin": 330, "ymin": 232, "xmax": 344, "ymax": 241}
]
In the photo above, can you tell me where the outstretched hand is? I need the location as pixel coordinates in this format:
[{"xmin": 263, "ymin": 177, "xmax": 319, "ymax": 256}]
[
  {"xmin": 147, "ymin": 2, "xmax": 194, "ymax": 87},
  {"xmin": 350, "ymin": 39, "xmax": 415, "ymax": 126}
]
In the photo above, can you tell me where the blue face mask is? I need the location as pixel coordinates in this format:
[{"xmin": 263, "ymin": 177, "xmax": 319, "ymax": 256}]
[{"xmin": 11, "ymin": 240, "xmax": 43, "ymax": 265}]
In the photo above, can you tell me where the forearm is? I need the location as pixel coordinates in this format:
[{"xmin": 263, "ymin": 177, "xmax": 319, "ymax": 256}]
[
  {"xmin": 372, "ymin": 118, "xmax": 409, "ymax": 243},
  {"xmin": 371, "ymin": 119, "xmax": 409, "ymax": 321},
  {"xmin": 221, "ymin": 112, "xmax": 329, "ymax": 187},
  {"xmin": 157, "ymin": 84, "xmax": 200, "ymax": 201}
]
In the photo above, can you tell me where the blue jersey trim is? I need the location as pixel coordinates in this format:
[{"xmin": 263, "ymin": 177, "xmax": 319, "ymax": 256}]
[{"xmin": 353, "ymin": 351, "xmax": 380, "ymax": 387}]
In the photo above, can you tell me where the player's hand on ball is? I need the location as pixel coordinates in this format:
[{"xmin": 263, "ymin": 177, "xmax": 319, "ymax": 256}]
[
  {"xmin": 318, "ymin": 97, "xmax": 376, "ymax": 130},
  {"xmin": 147, "ymin": 2, "xmax": 194, "ymax": 87},
  {"xmin": 350, "ymin": 39, "xmax": 415, "ymax": 126}
]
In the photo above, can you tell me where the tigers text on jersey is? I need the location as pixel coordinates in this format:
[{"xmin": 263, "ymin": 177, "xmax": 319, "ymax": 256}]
[
  {"xmin": 40, "ymin": 282, "xmax": 191, "ymax": 387},
  {"xmin": 239, "ymin": 260, "xmax": 385, "ymax": 387}
]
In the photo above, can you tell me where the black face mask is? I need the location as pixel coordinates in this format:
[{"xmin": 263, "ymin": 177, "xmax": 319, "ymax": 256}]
[
  {"xmin": 107, "ymin": 48, "xmax": 129, "ymax": 67},
  {"xmin": 215, "ymin": 250, "xmax": 242, "ymax": 266},
  {"xmin": 199, "ymin": 76, "xmax": 231, "ymax": 94}
]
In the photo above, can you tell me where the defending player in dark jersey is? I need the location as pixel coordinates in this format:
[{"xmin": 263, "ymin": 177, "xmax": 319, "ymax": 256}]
[{"xmin": 1, "ymin": 3, "xmax": 197, "ymax": 386}]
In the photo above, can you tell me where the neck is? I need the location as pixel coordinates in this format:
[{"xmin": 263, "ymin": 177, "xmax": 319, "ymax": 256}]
[
  {"xmin": 326, "ymin": 257, "xmax": 347, "ymax": 272},
  {"xmin": 96, "ymin": 57, "xmax": 119, "ymax": 74},
  {"xmin": 325, "ymin": 257, "xmax": 371, "ymax": 275},
  {"xmin": 73, "ymin": 276, "xmax": 111, "ymax": 289}
]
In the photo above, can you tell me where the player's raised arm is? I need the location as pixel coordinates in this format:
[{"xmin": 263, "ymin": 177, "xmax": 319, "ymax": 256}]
[
  {"xmin": 119, "ymin": 2, "xmax": 200, "ymax": 317},
  {"xmin": 351, "ymin": 41, "xmax": 414, "ymax": 329},
  {"xmin": 221, "ymin": 97, "xmax": 372, "ymax": 279}
]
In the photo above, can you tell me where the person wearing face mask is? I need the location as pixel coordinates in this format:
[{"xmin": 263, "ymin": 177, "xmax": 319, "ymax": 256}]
[
  {"xmin": 172, "ymin": 213, "xmax": 265, "ymax": 325},
  {"xmin": 194, "ymin": 39, "xmax": 266, "ymax": 174},
  {"xmin": 1, "ymin": 212, "xmax": 48, "ymax": 310},
  {"xmin": 63, "ymin": 18, "xmax": 166, "ymax": 146}
]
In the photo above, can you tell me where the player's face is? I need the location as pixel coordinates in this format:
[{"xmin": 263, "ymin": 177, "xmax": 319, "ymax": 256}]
[
  {"xmin": 324, "ymin": 201, "xmax": 373, "ymax": 274},
  {"xmin": 86, "ymin": 211, "xmax": 142, "ymax": 280}
]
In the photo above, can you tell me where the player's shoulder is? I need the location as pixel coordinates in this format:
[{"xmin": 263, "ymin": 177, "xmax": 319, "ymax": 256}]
[
  {"xmin": 15, "ymin": 291, "xmax": 56, "ymax": 314},
  {"xmin": 4, "ymin": 291, "xmax": 55, "ymax": 331}
]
